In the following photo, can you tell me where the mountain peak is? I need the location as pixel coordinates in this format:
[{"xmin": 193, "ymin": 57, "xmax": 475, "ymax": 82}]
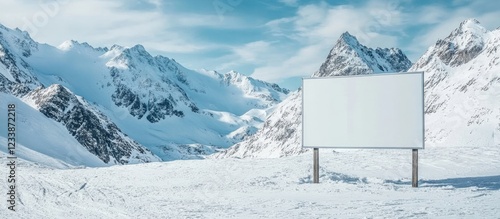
[
  {"xmin": 0, "ymin": 23, "xmax": 33, "ymax": 40},
  {"xmin": 458, "ymin": 19, "xmax": 482, "ymax": 30},
  {"xmin": 110, "ymin": 44, "xmax": 124, "ymax": 51},
  {"xmin": 226, "ymin": 70, "xmax": 241, "ymax": 77},
  {"xmin": 58, "ymin": 40, "xmax": 83, "ymax": 50},
  {"xmin": 461, "ymin": 18, "xmax": 480, "ymax": 25},
  {"xmin": 414, "ymin": 19, "xmax": 490, "ymax": 68},
  {"xmin": 110, "ymin": 44, "xmax": 154, "ymax": 68},
  {"xmin": 0, "ymin": 27, "xmax": 38, "ymax": 59},
  {"xmin": 123, "ymin": 44, "xmax": 151, "ymax": 58},
  {"xmin": 222, "ymin": 70, "xmax": 248, "ymax": 85},
  {"xmin": 58, "ymin": 40, "xmax": 108, "ymax": 52},
  {"xmin": 130, "ymin": 44, "xmax": 147, "ymax": 52},
  {"xmin": 339, "ymin": 31, "xmax": 360, "ymax": 47},
  {"xmin": 315, "ymin": 32, "xmax": 411, "ymax": 77},
  {"xmin": 452, "ymin": 18, "xmax": 488, "ymax": 39}
]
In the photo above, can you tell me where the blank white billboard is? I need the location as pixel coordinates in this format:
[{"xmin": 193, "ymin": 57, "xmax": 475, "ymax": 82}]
[{"xmin": 302, "ymin": 72, "xmax": 424, "ymax": 149}]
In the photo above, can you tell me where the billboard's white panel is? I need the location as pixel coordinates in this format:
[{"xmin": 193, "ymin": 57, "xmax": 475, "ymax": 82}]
[{"xmin": 302, "ymin": 72, "xmax": 424, "ymax": 149}]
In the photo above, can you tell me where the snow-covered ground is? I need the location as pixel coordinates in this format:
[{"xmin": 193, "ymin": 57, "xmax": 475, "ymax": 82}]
[{"xmin": 1, "ymin": 145, "xmax": 499, "ymax": 218}]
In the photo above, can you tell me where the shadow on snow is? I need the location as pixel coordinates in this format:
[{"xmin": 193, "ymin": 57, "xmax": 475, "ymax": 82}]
[
  {"xmin": 386, "ymin": 175, "xmax": 500, "ymax": 190},
  {"xmin": 299, "ymin": 172, "xmax": 500, "ymax": 191}
]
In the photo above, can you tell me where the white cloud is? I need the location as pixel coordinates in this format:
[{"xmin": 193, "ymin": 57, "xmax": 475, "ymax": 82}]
[
  {"xmin": 251, "ymin": 43, "xmax": 326, "ymax": 82},
  {"xmin": 213, "ymin": 40, "xmax": 281, "ymax": 75},
  {"xmin": 413, "ymin": 5, "xmax": 448, "ymax": 25},
  {"xmin": 233, "ymin": 41, "xmax": 273, "ymax": 63}
]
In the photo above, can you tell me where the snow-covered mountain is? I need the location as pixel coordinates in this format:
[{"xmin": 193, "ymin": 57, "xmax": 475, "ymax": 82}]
[
  {"xmin": 0, "ymin": 25, "xmax": 41, "ymax": 94},
  {"xmin": 215, "ymin": 32, "xmax": 412, "ymax": 158},
  {"xmin": 410, "ymin": 19, "xmax": 500, "ymax": 147},
  {"xmin": 0, "ymin": 23, "xmax": 289, "ymax": 165},
  {"xmin": 217, "ymin": 19, "xmax": 500, "ymax": 159},
  {"xmin": 315, "ymin": 32, "xmax": 411, "ymax": 77},
  {"xmin": 0, "ymin": 26, "xmax": 161, "ymax": 165}
]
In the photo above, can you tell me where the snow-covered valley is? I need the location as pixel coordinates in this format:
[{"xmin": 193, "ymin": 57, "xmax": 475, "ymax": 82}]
[{"xmin": 1, "ymin": 146, "xmax": 499, "ymax": 218}]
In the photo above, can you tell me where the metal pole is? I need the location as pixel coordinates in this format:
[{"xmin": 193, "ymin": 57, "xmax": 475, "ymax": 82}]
[
  {"xmin": 412, "ymin": 149, "xmax": 418, "ymax": 187},
  {"xmin": 313, "ymin": 148, "xmax": 319, "ymax": 183}
]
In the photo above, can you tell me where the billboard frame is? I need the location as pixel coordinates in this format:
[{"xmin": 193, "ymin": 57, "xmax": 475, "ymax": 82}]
[{"xmin": 301, "ymin": 72, "xmax": 425, "ymax": 149}]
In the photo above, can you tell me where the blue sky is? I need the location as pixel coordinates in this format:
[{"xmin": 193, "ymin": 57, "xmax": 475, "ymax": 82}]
[{"xmin": 0, "ymin": 0, "xmax": 499, "ymax": 90}]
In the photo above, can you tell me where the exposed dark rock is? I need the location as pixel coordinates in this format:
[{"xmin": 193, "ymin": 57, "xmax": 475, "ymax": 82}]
[{"xmin": 26, "ymin": 84, "xmax": 158, "ymax": 164}]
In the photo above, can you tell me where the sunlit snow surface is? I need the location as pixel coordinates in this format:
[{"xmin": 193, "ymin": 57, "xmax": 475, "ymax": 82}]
[{"xmin": 1, "ymin": 146, "xmax": 499, "ymax": 218}]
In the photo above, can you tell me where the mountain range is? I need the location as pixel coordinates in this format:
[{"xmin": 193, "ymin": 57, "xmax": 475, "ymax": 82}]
[
  {"xmin": 1, "ymin": 18, "xmax": 498, "ymax": 166},
  {"xmin": 216, "ymin": 19, "xmax": 500, "ymax": 158},
  {"xmin": 0, "ymin": 24, "xmax": 289, "ymax": 166}
]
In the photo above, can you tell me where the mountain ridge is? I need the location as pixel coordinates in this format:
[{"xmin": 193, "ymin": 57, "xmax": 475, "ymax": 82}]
[{"xmin": 0, "ymin": 23, "xmax": 290, "ymax": 165}]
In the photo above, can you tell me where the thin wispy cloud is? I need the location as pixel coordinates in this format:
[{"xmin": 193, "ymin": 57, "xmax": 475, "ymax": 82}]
[{"xmin": 279, "ymin": 0, "xmax": 299, "ymax": 7}]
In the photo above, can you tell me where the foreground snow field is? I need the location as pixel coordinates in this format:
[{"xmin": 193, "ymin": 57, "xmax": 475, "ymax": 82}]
[{"xmin": 1, "ymin": 146, "xmax": 499, "ymax": 218}]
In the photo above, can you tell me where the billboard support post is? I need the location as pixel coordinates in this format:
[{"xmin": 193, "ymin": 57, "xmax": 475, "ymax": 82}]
[
  {"xmin": 412, "ymin": 149, "xmax": 418, "ymax": 187},
  {"xmin": 313, "ymin": 148, "xmax": 319, "ymax": 183}
]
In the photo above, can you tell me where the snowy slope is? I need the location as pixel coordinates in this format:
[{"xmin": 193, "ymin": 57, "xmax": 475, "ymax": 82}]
[
  {"xmin": 0, "ymin": 93, "xmax": 107, "ymax": 167},
  {"xmin": 1, "ymin": 145, "xmax": 499, "ymax": 218},
  {"xmin": 216, "ymin": 32, "xmax": 412, "ymax": 158},
  {"xmin": 215, "ymin": 90, "xmax": 305, "ymax": 158},
  {"xmin": 0, "ymin": 23, "xmax": 289, "ymax": 163},
  {"xmin": 410, "ymin": 19, "xmax": 500, "ymax": 147},
  {"xmin": 23, "ymin": 84, "xmax": 160, "ymax": 164}
]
